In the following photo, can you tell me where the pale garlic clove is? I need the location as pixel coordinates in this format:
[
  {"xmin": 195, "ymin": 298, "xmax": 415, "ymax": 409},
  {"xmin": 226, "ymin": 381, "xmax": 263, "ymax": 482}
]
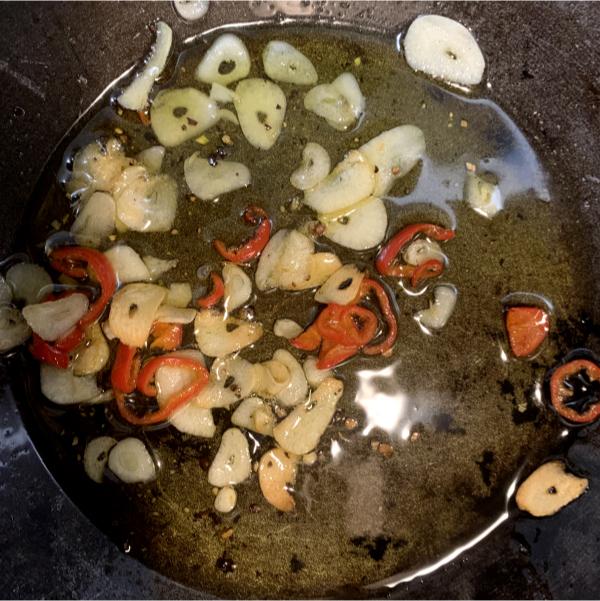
[
  {"xmin": 84, "ymin": 436, "xmax": 117, "ymax": 483},
  {"xmin": 194, "ymin": 309, "xmax": 263, "ymax": 357},
  {"xmin": 516, "ymin": 460, "xmax": 588, "ymax": 517},
  {"xmin": 165, "ymin": 283, "xmax": 192, "ymax": 308},
  {"xmin": 71, "ymin": 191, "xmax": 116, "ymax": 246},
  {"xmin": 0, "ymin": 307, "xmax": 31, "ymax": 352},
  {"xmin": 22, "ymin": 294, "xmax": 89, "ymax": 342},
  {"xmin": 272, "ymin": 349, "xmax": 308, "ymax": 407},
  {"xmin": 184, "ymin": 153, "xmax": 251, "ymax": 201},
  {"xmin": 136, "ymin": 146, "xmax": 165, "ymax": 174},
  {"xmin": 415, "ymin": 285, "xmax": 457, "ymax": 331},
  {"xmin": 207, "ymin": 428, "xmax": 252, "ymax": 487},
  {"xmin": 214, "ymin": 486, "xmax": 237, "ymax": 513},
  {"xmin": 258, "ymin": 447, "xmax": 298, "ymax": 512},
  {"xmin": 174, "ymin": 0, "xmax": 209, "ymax": 21},
  {"xmin": 40, "ymin": 365, "xmax": 102, "ymax": 405},
  {"xmin": 142, "ymin": 255, "xmax": 178, "ymax": 280},
  {"xmin": 290, "ymin": 142, "xmax": 331, "ymax": 191},
  {"xmin": 302, "ymin": 357, "xmax": 332, "ymax": 389},
  {"xmin": 170, "ymin": 404, "xmax": 216, "ymax": 438},
  {"xmin": 195, "ymin": 34, "xmax": 251, "ymax": 86},
  {"xmin": 273, "ymin": 318, "xmax": 303, "ymax": 339},
  {"xmin": 108, "ymin": 438, "xmax": 156, "ymax": 484},
  {"xmin": 72, "ymin": 323, "xmax": 110, "ymax": 376},
  {"xmin": 262, "ymin": 40, "xmax": 318, "ymax": 85},
  {"xmin": 6, "ymin": 263, "xmax": 52, "ymax": 306},
  {"xmin": 104, "ymin": 245, "xmax": 151, "ymax": 284},
  {"xmin": 464, "ymin": 172, "xmax": 503, "ymax": 218},
  {"xmin": 231, "ymin": 396, "xmax": 275, "ymax": 436},
  {"xmin": 314, "ymin": 263, "xmax": 365, "ymax": 305},
  {"xmin": 273, "ymin": 377, "xmax": 344, "ymax": 455},
  {"xmin": 223, "ymin": 263, "xmax": 253, "ymax": 312},
  {"xmin": 402, "ymin": 238, "xmax": 445, "ymax": 267}
]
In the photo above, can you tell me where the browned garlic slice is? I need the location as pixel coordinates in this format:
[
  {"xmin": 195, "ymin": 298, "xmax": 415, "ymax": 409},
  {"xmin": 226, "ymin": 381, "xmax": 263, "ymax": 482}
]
[
  {"xmin": 273, "ymin": 377, "xmax": 344, "ymax": 455},
  {"xmin": 516, "ymin": 460, "xmax": 588, "ymax": 517},
  {"xmin": 208, "ymin": 428, "xmax": 252, "ymax": 487},
  {"xmin": 258, "ymin": 447, "xmax": 298, "ymax": 512}
]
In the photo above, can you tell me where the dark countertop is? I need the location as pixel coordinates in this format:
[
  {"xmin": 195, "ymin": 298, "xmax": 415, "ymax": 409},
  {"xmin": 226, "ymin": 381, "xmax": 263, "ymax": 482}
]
[{"xmin": 1, "ymin": 2, "xmax": 600, "ymax": 598}]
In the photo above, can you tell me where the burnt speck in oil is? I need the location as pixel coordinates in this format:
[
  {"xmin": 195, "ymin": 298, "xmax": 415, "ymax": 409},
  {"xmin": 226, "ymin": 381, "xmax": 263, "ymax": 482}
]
[
  {"xmin": 350, "ymin": 536, "xmax": 392, "ymax": 561},
  {"xmin": 476, "ymin": 450, "xmax": 495, "ymax": 487},
  {"xmin": 290, "ymin": 554, "xmax": 304, "ymax": 573},
  {"xmin": 432, "ymin": 412, "xmax": 466, "ymax": 435},
  {"xmin": 216, "ymin": 552, "xmax": 237, "ymax": 574},
  {"xmin": 499, "ymin": 379, "xmax": 515, "ymax": 397}
]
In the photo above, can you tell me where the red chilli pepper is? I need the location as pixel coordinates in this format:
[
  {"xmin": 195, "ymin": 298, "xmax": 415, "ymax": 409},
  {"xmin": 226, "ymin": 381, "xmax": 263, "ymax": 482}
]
[
  {"xmin": 49, "ymin": 246, "xmax": 117, "ymax": 329},
  {"xmin": 290, "ymin": 323, "xmax": 322, "ymax": 351},
  {"xmin": 213, "ymin": 206, "xmax": 271, "ymax": 263},
  {"xmin": 359, "ymin": 278, "xmax": 398, "ymax": 356},
  {"xmin": 550, "ymin": 358, "xmax": 600, "ymax": 424},
  {"xmin": 111, "ymin": 343, "xmax": 141, "ymax": 394},
  {"xmin": 317, "ymin": 337, "xmax": 359, "ymax": 370},
  {"xmin": 196, "ymin": 272, "xmax": 225, "ymax": 309},
  {"xmin": 115, "ymin": 356, "xmax": 208, "ymax": 426},
  {"xmin": 149, "ymin": 322, "xmax": 183, "ymax": 351},
  {"xmin": 410, "ymin": 259, "xmax": 445, "ymax": 288},
  {"xmin": 29, "ymin": 334, "xmax": 70, "ymax": 369},
  {"xmin": 505, "ymin": 306, "xmax": 550, "ymax": 358},
  {"xmin": 376, "ymin": 223, "xmax": 455, "ymax": 279},
  {"xmin": 316, "ymin": 304, "xmax": 378, "ymax": 348}
]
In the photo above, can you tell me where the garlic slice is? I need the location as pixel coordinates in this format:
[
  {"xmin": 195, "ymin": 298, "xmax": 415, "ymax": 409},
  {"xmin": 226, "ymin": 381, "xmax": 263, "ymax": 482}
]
[
  {"xmin": 196, "ymin": 33, "xmax": 251, "ymax": 85},
  {"xmin": 234, "ymin": 78, "xmax": 286, "ymax": 150},
  {"xmin": 273, "ymin": 318, "xmax": 303, "ymax": 339},
  {"xmin": 142, "ymin": 256, "xmax": 178, "ymax": 280},
  {"xmin": 104, "ymin": 245, "xmax": 151, "ymax": 284},
  {"xmin": 154, "ymin": 305, "xmax": 196, "ymax": 324},
  {"xmin": 262, "ymin": 40, "xmax": 318, "ymax": 85},
  {"xmin": 113, "ymin": 166, "xmax": 178, "ymax": 233},
  {"xmin": 84, "ymin": 436, "xmax": 117, "ymax": 483},
  {"xmin": 415, "ymin": 285, "xmax": 457, "ymax": 330},
  {"xmin": 71, "ymin": 191, "xmax": 116, "ymax": 245},
  {"xmin": 136, "ymin": 146, "xmax": 165, "ymax": 174},
  {"xmin": 273, "ymin": 377, "xmax": 343, "ymax": 455},
  {"xmin": 194, "ymin": 309, "xmax": 263, "ymax": 357},
  {"xmin": 40, "ymin": 364, "xmax": 102, "ymax": 405},
  {"xmin": 403, "ymin": 15, "xmax": 485, "ymax": 86},
  {"xmin": 214, "ymin": 486, "xmax": 237, "ymax": 513},
  {"xmin": 464, "ymin": 172, "xmax": 502, "ymax": 218},
  {"xmin": 174, "ymin": 0, "xmax": 209, "ymax": 21},
  {"xmin": 22, "ymin": 294, "xmax": 89, "ymax": 342},
  {"xmin": 184, "ymin": 153, "xmax": 250, "ymax": 201},
  {"xmin": 108, "ymin": 438, "xmax": 156, "ymax": 484},
  {"xmin": 231, "ymin": 396, "xmax": 274, "ymax": 436},
  {"xmin": 272, "ymin": 349, "xmax": 308, "ymax": 407},
  {"xmin": 360, "ymin": 125, "xmax": 426, "ymax": 196},
  {"xmin": 258, "ymin": 447, "xmax": 298, "ymax": 512},
  {"xmin": 210, "ymin": 82, "xmax": 237, "ymax": 104},
  {"xmin": 118, "ymin": 21, "xmax": 173, "ymax": 111},
  {"xmin": 516, "ymin": 460, "xmax": 588, "ymax": 517},
  {"xmin": 165, "ymin": 283, "xmax": 192, "ymax": 308},
  {"xmin": 223, "ymin": 263, "xmax": 252, "ymax": 311},
  {"xmin": 321, "ymin": 196, "xmax": 388, "ymax": 250},
  {"xmin": 108, "ymin": 283, "xmax": 167, "ymax": 347},
  {"xmin": 303, "ymin": 150, "xmax": 375, "ymax": 214},
  {"xmin": 170, "ymin": 403, "xmax": 216, "ymax": 437},
  {"xmin": 314, "ymin": 264, "xmax": 365, "ymax": 305},
  {"xmin": 150, "ymin": 87, "xmax": 219, "ymax": 147},
  {"xmin": 66, "ymin": 138, "xmax": 129, "ymax": 203},
  {"xmin": 0, "ymin": 275, "xmax": 11, "ymax": 306},
  {"xmin": 6, "ymin": 263, "xmax": 52, "ymax": 306},
  {"xmin": 402, "ymin": 238, "xmax": 445, "ymax": 267},
  {"xmin": 290, "ymin": 142, "xmax": 330, "ymax": 191},
  {"xmin": 0, "ymin": 307, "xmax": 31, "ymax": 352},
  {"xmin": 302, "ymin": 357, "xmax": 332, "ymax": 388},
  {"xmin": 72, "ymin": 323, "xmax": 110, "ymax": 376},
  {"xmin": 207, "ymin": 427, "xmax": 251, "ymax": 487},
  {"xmin": 304, "ymin": 72, "xmax": 365, "ymax": 131}
]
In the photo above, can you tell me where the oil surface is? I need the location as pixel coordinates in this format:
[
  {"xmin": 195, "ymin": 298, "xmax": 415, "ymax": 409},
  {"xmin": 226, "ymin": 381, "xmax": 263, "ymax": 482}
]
[{"xmin": 17, "ymin": 23, "xmax": 585, "ymax": 598}]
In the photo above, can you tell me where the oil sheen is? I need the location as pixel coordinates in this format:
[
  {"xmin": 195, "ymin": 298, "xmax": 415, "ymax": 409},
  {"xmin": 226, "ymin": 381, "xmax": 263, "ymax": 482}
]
[{"xmin": 19, "ymin": 23, "xmax": 584, "ymax": 599}]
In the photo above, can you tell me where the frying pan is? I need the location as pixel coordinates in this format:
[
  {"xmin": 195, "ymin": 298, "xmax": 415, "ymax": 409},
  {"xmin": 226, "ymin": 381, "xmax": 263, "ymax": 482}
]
[{"xmin": 1, "ymin": 1, "xmax": 600, "ymax": 598}]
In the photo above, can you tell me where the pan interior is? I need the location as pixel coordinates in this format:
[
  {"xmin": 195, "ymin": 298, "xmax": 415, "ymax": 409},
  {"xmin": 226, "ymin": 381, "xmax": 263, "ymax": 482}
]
[{"xmin": 16, "ymin": 22, "xmax": 583, "ymax": 599}]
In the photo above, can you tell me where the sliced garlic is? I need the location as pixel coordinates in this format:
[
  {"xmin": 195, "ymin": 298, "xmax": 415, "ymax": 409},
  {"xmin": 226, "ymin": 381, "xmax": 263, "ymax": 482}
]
[
  {"xmin": 194, "ymin": 309, "xmax": 263, "ymax": 357},
  {"xmin": 66, "ymin": 138, "xmax": 128, "ymax": 203},
  {"xmin": 108, "ymin": 283, "xmax": 167, "ymax": 347},
  {"xmin": 184, "ymin": 153, "xmax": 250, "ymax": 201},
  {"xmin": 231, "ymin": 396, "xmax": 274, "ymax": 436},
  {"xmin": 272, "ymin": 349, "xmax": 308, "ymax": 407},
  {"xmin": 210, "ymin": 82, "xmax": 237, "ymax": 104},
  {"xmin": 207, "ymin": 428, "xmax": 251, "ymax": 487},
  {"xmin": 273, "ymin": 377, "xmax": 344, "ymax": 455},
  {"xmin": 321, "ymin": 196, "xmax": 388, "ymax": 250},
  {"xmin": 170, "ymin": 404, "xmax": 216, "ymax": 437},
  {"xmin": 154, "ymin": 304, "xmax": 196, "ymax": 324},
  {"xmin": 403, "ymin": 15, "xmax": 485, "ymax": 86},
  {"xmin": 223, "ymin": 263, "xmax": 252, "ymax": 312},
  {"xmin": 165, "ymin": 283, "xmax": 192, "ymax": 308},
  {"xmin": 255, "ymin": 229, "xmax": 290, "ymax": 291},
  {"xmin": 118, "ymin": 21, "xmax": 173, "ymax": 111},
  {"xmin": 136, "ymin": 145, "xmax": 165, "ymax": 174},
  {"xmin": 72, "ymin": 323, "xmax": 109, "ymax": 376},
  {"xmin": 254, "ymin": 360, "xmax": 290, "ymax": 397},
  {"xmin": 218, "ymin": 108, "xmax": 239, "ymax": 125},
  {"xmin": 303, "ymin": 253, "xmax": 342, "ymax": 289},
  {"xmin": 262, "ymin": 40, "xmax": 318, "ymax": 85},
  {"xmin": 70, "ymin": 191, "xmax": 116, "ymax": 245},
  {"xmin": 302, "ymin": 357, "xmax": 332, "ymax": 389},
  {"xmin": 214, "ymin": 486, "xmax": 237, "ymax": 513},
  {"xmin": 22, "ymin": 294, "xmax": 89, "ymax": 342},
  {"xmin": 402, "ymin": 238, "xmax": 445, "ymax": 267},
  {"xmin": 415, "ymin": 285, "xmax": 457, "ymax": 330},
  {"xmin": 258, "ymin": 447, "xmax": 298, "ymax": 512},
  {"xmin": 83, "ymin": 436, "xmax": 117, "ymax": 483},
  {"xmin": 464, "ymin": 172, "xmax": 502, "ymax": 218},
  {"xmin": 273, "ymin": 318, "xmax": 303, "ymax": 339},
  {"xmin": 360, "ymin": 125, "xmax": 426, "ymax": 196},
  {"xmin": 304, "ymin": 72, "xmax": 365, "ymax": 131},
  {"xmin": 104, "ymin": 245, "xmax": 151, "ymax": 284},
  {"xmin": 6, "ymin": 263, "xmax": 52, "ymax": 306},
  {"xmin": 150, "ymin": 87, "xmax": 219, "ymax": 147},
  {"xmin": 234, "ymin": 78, "xmax": 286, "ymax": 150},
  {"xmin": 211, "ymin": 355, "xmax": 257, "ymax": 400},
  {"xmin": 516, "ymin": 460, "xmax": 588, "ymax": 517},
  {"xmin": 315, "ymin": 264, "xmax": 365, "ymax": 305},
  {"xmin": 174, "ymin": 0, "xmax": 209, "ymax": 21},
  {"xmin": 196, "ymin": 34, "xmax": 251, "ymax": 86},
  {"xmin": 142, "ymin": 255, "xmax": 178, "ymax": 280},
  {"xmin": 0, "ymin": 275, "xmax": 12, "ymax": 305},
  {"xmin": 303, "ymin": 150, "xmax": 374, "ymax": 214},
  {"xmin": 108, "ymin": 438, "xmax": 156, "ymax": 484},
  {"xmin": 290, "ymin": 142, "xmax": 330, "ymax": 191},
  {"xmin": 0, "ymin": 307, "xmax": 31, "ymax": 352},
  {"xmin": 113, "ymin": 166, "xmax": 178, "ymax": 233},
  {"xmin": 40, "ymin": 364, "xmax": 101, "ymax": 405}
]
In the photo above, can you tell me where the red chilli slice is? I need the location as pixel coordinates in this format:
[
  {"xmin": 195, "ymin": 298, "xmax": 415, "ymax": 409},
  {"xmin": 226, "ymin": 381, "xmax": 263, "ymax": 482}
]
[{"xmin": 505, "ymin": 306, "xmax": 550, "ymax": 358}]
